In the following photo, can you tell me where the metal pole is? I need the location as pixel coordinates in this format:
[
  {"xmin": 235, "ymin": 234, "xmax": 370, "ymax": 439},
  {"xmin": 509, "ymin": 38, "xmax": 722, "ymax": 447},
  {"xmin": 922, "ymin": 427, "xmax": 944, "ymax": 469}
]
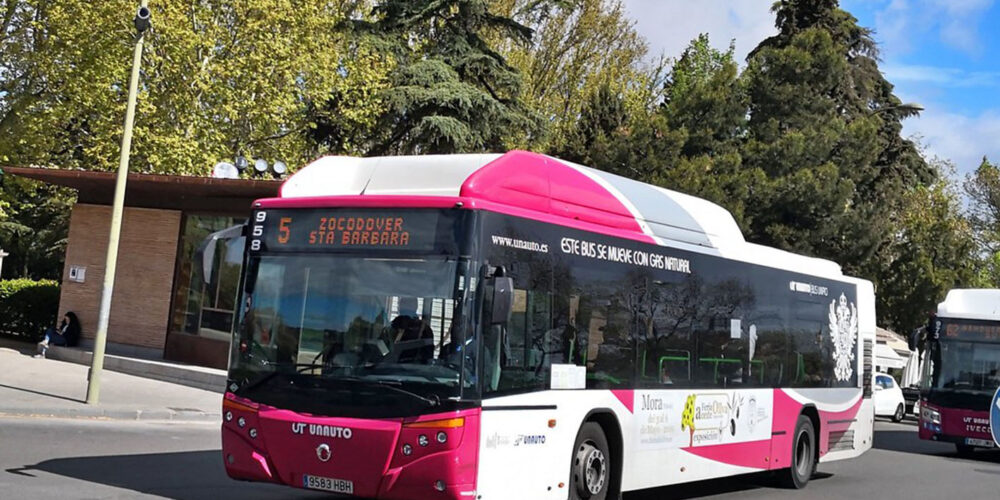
[{"xmin": 87, "ymin": 0, "xmax": 150, "ymax": 405}]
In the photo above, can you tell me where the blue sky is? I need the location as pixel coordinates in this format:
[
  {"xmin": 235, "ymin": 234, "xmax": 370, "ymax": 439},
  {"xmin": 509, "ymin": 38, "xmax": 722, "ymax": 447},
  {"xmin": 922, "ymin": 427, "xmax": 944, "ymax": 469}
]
[{"xmin": 622, "ymin": 0, "xmax": 1000, "ymax": 180}]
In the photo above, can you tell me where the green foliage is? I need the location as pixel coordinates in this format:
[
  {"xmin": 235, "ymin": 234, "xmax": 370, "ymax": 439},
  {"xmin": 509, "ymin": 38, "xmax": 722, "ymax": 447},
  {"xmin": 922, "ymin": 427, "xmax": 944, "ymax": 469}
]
[
  {"xmin": 1, "ymin": 0, "xmax": 390, "ymax": 174},
  {"xmin": 878, "ymin": 167, "xmax": 981, "ymax": 333},
  {"xmin": 0, "ymin": 278, "xmax": 60, "ymax": 340},
  {"xmin": 659, "ymin": 34, "xmax": 754, "ymax": 226},
  {"xmin": 741, "ymin": 0, "xmax": 936, "ymax": 311},
  {"xmin": 0, "ymin": 177, "xmax": 72, "ymax": 280},
  {"xmin": 342, "ymin": 0, "xmax": 538, "ymax": 155},
  {"xmin": 964, "ymin": 157, "xmax": 1000, "ymax": 286},
  {"xmin": 494, "ymin": 0, "xmax": 650, "ymax": 151}
]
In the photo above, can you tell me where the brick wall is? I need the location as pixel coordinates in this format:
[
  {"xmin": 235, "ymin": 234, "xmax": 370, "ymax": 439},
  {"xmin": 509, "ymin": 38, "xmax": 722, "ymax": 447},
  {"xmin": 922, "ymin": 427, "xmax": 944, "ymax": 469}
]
[{"xmin": 59, "ymin": 203, "xmax": 181, "ymax": 350}]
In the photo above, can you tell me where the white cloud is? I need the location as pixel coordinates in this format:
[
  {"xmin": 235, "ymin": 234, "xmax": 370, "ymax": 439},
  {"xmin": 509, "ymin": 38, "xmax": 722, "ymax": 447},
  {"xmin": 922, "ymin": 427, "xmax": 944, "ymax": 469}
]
[
  {"xmin": 872, "ymin": 0, "xmax": 995, "ymax": 57},
  {"xmin": 904, "ymin": 107, "xmax": 1000, "ymax": 178},
  {"xmin": 882, "ymin": 63, "xmax": 1000, "ymax": 87},
  {"xmin": 621, "ymin": 0, "xmax": 776, "ymax": 64}
]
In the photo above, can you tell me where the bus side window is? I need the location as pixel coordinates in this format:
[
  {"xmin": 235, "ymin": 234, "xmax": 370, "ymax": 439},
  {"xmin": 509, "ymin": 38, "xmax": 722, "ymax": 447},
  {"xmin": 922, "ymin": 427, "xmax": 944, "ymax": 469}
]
[{"xmin": 489, "ymin": 286, "xmax": 555, "ymax": 394}]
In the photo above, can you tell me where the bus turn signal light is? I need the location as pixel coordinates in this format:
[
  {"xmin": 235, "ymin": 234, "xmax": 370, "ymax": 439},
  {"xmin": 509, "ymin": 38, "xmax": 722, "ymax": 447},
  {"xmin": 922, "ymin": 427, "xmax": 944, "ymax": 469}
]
[
  {"xmin": 223, "ymin": 397, "xmax": 258, "ymax": 414},
  {"xmin": 404, "ymin": 417, "xmax": 465, "ymax": 429}
]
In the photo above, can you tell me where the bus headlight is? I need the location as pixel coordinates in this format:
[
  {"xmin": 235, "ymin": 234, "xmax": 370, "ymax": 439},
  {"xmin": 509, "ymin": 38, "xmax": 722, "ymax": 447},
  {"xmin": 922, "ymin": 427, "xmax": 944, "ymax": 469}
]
[{"xmin": 920, "ymin": 406, "xmax": 941, "ymax": 425}]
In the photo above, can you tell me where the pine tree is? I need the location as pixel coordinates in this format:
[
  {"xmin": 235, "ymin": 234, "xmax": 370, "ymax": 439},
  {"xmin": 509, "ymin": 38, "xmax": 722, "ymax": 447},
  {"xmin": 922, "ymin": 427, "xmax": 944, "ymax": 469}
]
[
  {"xmin": 345, "ymin": 0, "xmax": 540, "ymax": 155},
  {"xmin": 743, "ymin": 0, "xmax": 935, "ymax": 277}
]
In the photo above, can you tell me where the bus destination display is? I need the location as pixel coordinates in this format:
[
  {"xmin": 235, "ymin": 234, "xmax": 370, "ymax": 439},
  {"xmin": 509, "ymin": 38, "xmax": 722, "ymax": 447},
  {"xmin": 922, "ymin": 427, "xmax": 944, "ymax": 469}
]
[
  {"xmin": 249, "ymin": 208, "xmax": 454, "ymax": 253},
  {"xmin": 944, "ymin": 321, "xmax": 1000, "ymax": 341}
]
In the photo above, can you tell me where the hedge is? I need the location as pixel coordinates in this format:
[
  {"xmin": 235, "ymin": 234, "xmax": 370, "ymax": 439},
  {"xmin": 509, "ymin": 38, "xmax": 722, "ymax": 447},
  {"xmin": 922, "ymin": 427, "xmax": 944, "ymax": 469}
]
[{"xmin": 0, "ymin": 279, "xmax": 60, "ymax": 341}]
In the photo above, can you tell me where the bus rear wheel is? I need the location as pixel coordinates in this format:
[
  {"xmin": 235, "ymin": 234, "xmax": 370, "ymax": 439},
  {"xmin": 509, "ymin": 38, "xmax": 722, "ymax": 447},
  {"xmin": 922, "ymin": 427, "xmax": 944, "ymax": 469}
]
[
  {"xmin": 779, "ymin": 415, "xmax": 816, "ymax": 489},
  {"xmin": 571, "ymin": 422, "xmax": 611, "ymax": 500}
]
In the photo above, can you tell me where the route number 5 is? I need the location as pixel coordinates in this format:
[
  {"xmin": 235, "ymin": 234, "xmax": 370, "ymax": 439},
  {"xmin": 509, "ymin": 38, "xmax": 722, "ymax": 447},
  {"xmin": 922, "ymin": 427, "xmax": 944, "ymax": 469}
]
[{"xmin": 278, "ymin": 217, "xmax": 292, "ymax": 244}]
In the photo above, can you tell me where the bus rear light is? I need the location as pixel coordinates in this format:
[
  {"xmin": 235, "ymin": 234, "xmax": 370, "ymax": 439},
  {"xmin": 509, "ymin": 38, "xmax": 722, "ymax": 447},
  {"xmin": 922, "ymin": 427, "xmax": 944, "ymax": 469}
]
[
  {"xmin": 435, "ymin": 480, "xmax": 446, "ymax": 491},
  {"xmin": 418, "ymin": 435, "xmax": 429, "ymax": 447},
  {"xmin": 402, "ymin": 444, "xmax": 413, "ymax": 456},
  {"xmin": 404, "ymin": 417, "xmax": 465, "ymax": 429},
  {"xmin": 436, "ymin": 431, "xmax": 447, "ymax": 443}
]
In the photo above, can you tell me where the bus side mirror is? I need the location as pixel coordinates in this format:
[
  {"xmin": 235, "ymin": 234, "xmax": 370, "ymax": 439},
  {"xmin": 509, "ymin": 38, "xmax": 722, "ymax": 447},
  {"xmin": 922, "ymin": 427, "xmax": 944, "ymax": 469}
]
[{"xmin": 490, "ymin": 277, "xmax": 514, "ymax": 325}]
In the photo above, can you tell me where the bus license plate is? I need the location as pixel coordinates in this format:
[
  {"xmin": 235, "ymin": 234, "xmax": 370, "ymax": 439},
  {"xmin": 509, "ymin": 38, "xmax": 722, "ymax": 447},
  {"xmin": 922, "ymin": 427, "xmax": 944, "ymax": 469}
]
[
  {"xmin": 303, "ymin": 474, "xmax": 354, "ymax": 494},
  {"xmin": 965, "ymin": 438, "xmax": 995, "ymax": 448}
]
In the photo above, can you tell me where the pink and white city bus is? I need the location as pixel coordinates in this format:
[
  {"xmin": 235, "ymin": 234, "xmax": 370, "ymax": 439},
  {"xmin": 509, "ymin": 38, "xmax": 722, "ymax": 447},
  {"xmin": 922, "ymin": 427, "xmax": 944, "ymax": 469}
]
[
  {"xmin": 916, "ymin": 289, "xmax": 1000, "ymax": 454},
  {"xmin": 221, "ymin": 151, "xmax": 876, "ymax": 499}
]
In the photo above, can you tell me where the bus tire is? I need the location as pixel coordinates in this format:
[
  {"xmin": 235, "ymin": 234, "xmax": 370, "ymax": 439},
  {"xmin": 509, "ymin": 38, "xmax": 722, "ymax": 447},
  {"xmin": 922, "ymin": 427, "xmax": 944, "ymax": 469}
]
[
  {"xmin": 570, "ymin": 422, "xmax": 611, "ymax": 500},
  {"xmin": 779, "ymin": 415, "xmax": 816, "ymax": 489}
]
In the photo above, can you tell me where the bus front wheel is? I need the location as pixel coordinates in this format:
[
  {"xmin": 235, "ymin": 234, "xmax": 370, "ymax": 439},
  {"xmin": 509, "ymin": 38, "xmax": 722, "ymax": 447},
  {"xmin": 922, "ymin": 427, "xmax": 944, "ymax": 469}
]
[
  {"xmin": 571, "ymin": 422, "xmax": 611, "ymax": 500},
  {"xmin": 779, "ymin": 415, "xmax": 816, "ymax": 489}
]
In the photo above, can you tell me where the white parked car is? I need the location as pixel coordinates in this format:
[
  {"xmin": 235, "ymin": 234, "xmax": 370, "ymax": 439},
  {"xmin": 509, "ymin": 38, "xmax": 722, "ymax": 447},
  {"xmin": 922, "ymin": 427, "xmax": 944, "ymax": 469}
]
[{"xmin": 873, "ymin": 373, "xmax": 906, "ymax": 422}]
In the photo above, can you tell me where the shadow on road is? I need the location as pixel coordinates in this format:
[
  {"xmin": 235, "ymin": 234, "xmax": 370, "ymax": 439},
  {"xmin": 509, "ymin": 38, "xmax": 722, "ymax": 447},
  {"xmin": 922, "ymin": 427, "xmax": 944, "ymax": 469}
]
[
  {"xmin": 874, "ymin": 430, "xmax": 1000, "ymax": 464},
  {"xmin": 0, "ymin": 383, "xmax": 84, "ymax": 404},
  {"xmin": 624, "ymin": 471, "xmax": 834, "ymax": 499},
  {"xmin": 10, "ymin": 450, "xmax": 322, "ymax": 500}
]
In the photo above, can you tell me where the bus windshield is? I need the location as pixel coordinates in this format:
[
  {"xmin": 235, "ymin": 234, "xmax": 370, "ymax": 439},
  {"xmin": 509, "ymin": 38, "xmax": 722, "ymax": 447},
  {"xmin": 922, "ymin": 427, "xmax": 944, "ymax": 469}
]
[
  {"xmin": 229, "ymin": 253, "xmax": 475, "ymax": 418},
  {"xmin": 925, "ymin": 317, "xmax": 1000, "ymax": 394},
  {"xmin": 928, "ymin": 339, "xmax": 1000, "ymax": 392}
]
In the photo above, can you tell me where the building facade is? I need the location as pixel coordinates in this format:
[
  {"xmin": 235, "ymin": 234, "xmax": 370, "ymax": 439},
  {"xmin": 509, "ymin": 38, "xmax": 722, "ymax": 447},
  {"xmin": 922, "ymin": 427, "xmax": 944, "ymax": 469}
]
[{"xmin": 5, "ymin": 166, "xmax": 279, "ymax": 369}]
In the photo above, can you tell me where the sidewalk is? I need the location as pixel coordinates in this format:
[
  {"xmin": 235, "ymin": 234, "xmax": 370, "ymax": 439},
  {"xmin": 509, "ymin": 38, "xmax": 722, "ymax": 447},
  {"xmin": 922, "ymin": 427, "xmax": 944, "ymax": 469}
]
[{"xmin": 0, "ymin": 339, "xmax": 223, "ymax": 422}]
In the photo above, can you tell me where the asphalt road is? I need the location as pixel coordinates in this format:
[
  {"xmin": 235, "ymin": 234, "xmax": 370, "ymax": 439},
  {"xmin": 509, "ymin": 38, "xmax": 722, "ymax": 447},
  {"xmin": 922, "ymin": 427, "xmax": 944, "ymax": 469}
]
[{"xmin": 0, "ymin": 417, "xmax": 997, "ymax": 499}]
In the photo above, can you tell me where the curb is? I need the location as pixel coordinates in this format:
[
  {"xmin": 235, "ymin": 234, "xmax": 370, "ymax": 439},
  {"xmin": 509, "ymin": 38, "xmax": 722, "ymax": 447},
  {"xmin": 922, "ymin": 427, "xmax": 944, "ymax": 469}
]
[
  {"xmin": 46, "ymin": 346, "xmax": 227, "ymax": 393},
  {"xmin": 0, "ymin": 407, "xmax": 221, "ymax": 422}
]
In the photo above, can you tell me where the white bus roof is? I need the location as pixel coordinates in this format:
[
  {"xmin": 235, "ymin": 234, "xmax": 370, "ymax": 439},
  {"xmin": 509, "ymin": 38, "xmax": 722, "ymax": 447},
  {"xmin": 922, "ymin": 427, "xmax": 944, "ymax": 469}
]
[
  {"xmin": 278, "ymin": 151, "xmax": 850, "ymax": 281},
  {"xmin": 938, "ymin": 289, "xmax": 1000, "ymax": 321}
]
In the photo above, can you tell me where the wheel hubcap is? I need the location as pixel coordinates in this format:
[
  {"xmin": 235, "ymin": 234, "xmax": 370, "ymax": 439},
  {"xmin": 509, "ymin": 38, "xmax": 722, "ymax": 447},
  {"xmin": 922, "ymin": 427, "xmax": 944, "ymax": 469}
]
[{"xmin": 575, "ymin": 441, "xmax": 606, "ymax": 496}]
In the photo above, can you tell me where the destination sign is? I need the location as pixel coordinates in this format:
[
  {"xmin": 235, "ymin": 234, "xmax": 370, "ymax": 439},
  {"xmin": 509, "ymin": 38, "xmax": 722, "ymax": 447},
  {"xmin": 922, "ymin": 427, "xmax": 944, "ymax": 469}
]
[
  {"xmin": 249, "ymin": 208, "xmax": 462, "ymax": 254},
  {"xmin": 943, "ymin": 320, "xmax": 1000, "ymax": 341}
]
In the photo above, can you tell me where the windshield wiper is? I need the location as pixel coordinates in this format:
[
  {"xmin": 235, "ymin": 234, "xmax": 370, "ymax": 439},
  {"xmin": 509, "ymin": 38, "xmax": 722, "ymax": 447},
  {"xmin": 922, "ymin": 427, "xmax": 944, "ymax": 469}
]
[
  {"xmin": 237, "ymin": 364, "xmax": 441, "ymax": 408},
  {"xmin": 326, "ymin": 376, "xmax": 441, "ymax": 407},
  {"xmin": 238, "ymin": 362, "xmax": 325, "ymax": 392}
]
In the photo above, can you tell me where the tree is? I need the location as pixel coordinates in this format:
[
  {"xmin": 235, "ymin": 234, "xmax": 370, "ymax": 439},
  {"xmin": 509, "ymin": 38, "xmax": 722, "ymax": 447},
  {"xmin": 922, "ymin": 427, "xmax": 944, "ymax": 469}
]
[
  {"xmin": 964, "ymin": 157, "xmax": 1000, "ymax": 285},
  {"xmin": 878, "ymin": 163, "xmax": 981, "ymax": 332},
  {"xmin": 1, "ymin": 0, "xmax": 389, "ymax": 174},
  {"xmin": 0, "ymin": 177, "xmax": 72, "ymax": 280},
  {"xmin": 492, "ymin": 0, "xmax": 650, "ymax": 151},
  {"xmin": 341, "ymin": 0, "xmax": 539, "ymax": 155},
  {"xmin": 659, "ymin": 34, "xmax": 756, "ymax": 227},
  {"xmin": 742, "ymin": 0, "xmax": 935, "ymax": 280}
]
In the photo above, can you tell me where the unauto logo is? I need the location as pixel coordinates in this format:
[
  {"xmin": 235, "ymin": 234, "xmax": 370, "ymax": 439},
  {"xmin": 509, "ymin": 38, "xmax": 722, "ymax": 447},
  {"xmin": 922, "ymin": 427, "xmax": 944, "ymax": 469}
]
[{"xmin": 514, "ymin": 434, "xmax": 546, "ymax": 446}]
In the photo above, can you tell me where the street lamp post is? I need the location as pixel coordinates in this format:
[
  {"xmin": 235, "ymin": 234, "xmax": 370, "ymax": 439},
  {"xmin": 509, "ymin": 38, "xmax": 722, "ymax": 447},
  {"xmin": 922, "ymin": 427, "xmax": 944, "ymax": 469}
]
[
  {"xmin": 0, "ymin": 249, "xmax": 8, "ymax": 277},
  {"xmin": 86, "ymin": 1, "xmax": 151, "ymax": 405}
]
